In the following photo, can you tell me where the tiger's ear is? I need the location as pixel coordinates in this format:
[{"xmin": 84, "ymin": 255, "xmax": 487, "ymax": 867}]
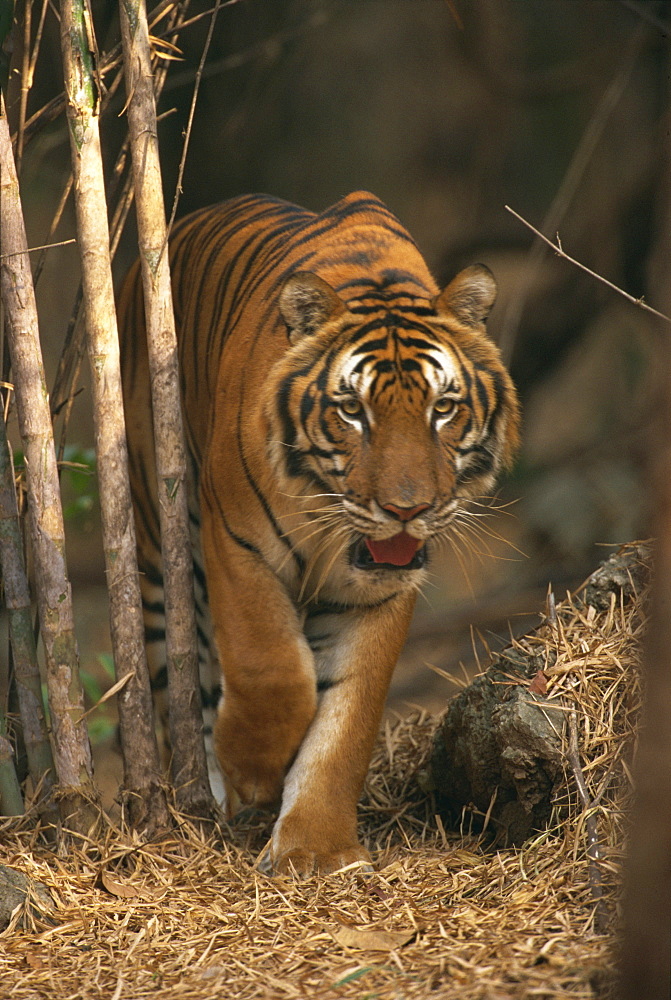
[
  {"xmin": 279, "ymin": 272, "xmax": 346, "ymax": 342},
  {"xmin": 433, "ymin": 264, "xmax": 497, "ymax": 326}
]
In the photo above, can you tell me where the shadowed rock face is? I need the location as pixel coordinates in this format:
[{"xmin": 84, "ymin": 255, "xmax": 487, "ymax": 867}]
[
  {"xmin": 0, "ymin": 864, "xmax": 54, "ymax": 929},
  {"xmin": 429, "ymin": 543, "xmax": 650, "ymax": 845},
  {"xmin": 429, "ymin": 660, "xmax": 565, "ymax": 845}
]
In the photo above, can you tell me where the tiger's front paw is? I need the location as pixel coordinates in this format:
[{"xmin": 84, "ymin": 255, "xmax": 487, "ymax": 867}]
[
  {"xmin": 262, "ymin": 809, "xmax": 372, "ymax": 877},
  {"xmin": 270, "ymin": 844, "xmax": 373, "ymax": 878}
]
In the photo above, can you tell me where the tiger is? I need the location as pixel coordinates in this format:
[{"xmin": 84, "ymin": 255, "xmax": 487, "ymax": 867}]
[{"xmin": 117, "ymin": 191, "xmax": 520, "ymax": 876}]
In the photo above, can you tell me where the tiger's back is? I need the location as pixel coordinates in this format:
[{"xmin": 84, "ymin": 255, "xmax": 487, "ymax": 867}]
[{"xmin": 118, "ymin": 191, "xmax": 520, "ymax": 874}]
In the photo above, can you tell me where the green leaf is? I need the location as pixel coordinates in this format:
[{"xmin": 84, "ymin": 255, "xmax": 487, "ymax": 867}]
[
  {"xmin": 87, "ymin": 716, "xmax": 117, "ymax": 745},
  {"xmin": 79, "ymin": 668, "xmax": 103, "ymax": 704},
  {"xmin": 97, "ymin": 653, "xmax": 115, "ymax": 679},
  {"xmin": 331, "ymin": 966, "xmax": 374, "ymax": 989}
]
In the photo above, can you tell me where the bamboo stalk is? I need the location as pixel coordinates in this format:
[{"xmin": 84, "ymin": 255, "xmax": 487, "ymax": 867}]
[
  {"xmin": 0, "ymin": 403, "xmax": 56, "ymax": 815},
  {"xmin": 50, "ymin": 5, "xmax": 188, "ymax": 431},
  {"xmin": 0, "ymin": 97, "xmax": 99, "ymax": 836},
  {"xmin": 0, "ymin": 727, "xmax": 24, "ymax": 816},
  {"xmin": 4, "ymin": 0, "xmax": 28, "ymax": 154},
  {"xmin": 118, "ymin": 0, "xmax": 214, "ymax": 818},
  {"xmin": 59, "ymin": 0, "xmax": 170, "ymax": 833}
]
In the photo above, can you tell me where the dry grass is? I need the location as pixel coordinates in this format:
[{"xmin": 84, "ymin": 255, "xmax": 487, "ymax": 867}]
[{"xmin": 0, "ymin": 545, "xmax": 647, "ymax": 999}]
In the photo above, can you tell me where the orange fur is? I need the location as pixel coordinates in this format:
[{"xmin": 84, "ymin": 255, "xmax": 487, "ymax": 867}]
[{"xmin": 118, "ymin": 192, "xmax": 520, "ymax": 875}]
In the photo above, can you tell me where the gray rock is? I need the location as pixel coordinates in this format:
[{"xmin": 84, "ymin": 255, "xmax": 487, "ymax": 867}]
[
  {"xmin": 0, "ymin": 863, "xmax": 54, "ymax": 929},
  {"xmin": 430, "ymin": 667, "xmax": 565, "ymax": 844}
]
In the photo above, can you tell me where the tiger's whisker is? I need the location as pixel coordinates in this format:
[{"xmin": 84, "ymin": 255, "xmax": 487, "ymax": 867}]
[
  {"xmin": 276, "ymin": 504, "xmax": 345, "ymax": 521},
  {"xmin": 444, "ymin": 531, "xmax": 476, "ymax": 597},
  {"xmin": 448, "ymin": 523, "xmax": 486, "ymax": 566},
  {"xmin": 276, "ymin": 517, "xmax": 344, "ymax": 574},
  {"xmin": 453, "ymin": 512, "xmax": 526, "ymax": 558},
  {"xmin": 297, "ymin": 525, "xmax": 348, "ymax": 602},
  {"xmin": 303, "ymin": 530, "xmax": 351, "ymax": 605},
  {"xmin": 278, "ymin": 490, "xmax": 345, "ymax": 501},
  {"xmin": 282, "ymin": 519, "xmax": 340, "ymax": 547},
  {"xmin": 299, "ymin": 524, "xmax": 350, "ymax": 600}
]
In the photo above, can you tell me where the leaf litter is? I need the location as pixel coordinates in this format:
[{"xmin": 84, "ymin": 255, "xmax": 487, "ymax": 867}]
[{"xmin": 0, "ymin": 543, "xmax": 648, "ymax": 998}]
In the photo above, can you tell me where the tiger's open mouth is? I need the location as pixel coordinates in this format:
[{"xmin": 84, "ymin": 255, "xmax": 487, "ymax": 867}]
[{"xmin": 351, "ymin": 532, "xmax": 427, "ymax": 571}]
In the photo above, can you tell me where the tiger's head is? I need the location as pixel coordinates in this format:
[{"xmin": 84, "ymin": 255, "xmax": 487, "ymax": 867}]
[{"xmin": 271, "ymin": 265, "xmax": 520, "ymax": 586}]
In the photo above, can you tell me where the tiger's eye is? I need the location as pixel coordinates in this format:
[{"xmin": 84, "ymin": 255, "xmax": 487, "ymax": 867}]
[
  {"xmin": 340, "ymin": 397, "xmax": 363, "ymax": 417},
  {"xmin": 434, "ymin": 396, "xmax": 456, "ymax": 416}
]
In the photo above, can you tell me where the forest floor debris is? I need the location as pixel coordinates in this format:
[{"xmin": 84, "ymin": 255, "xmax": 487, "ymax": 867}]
[{"xmin": 0, "ymin": 544, "xmax": 647, "ymax": 999}]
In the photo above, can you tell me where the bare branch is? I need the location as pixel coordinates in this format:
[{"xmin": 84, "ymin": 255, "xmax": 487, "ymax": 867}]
[
  {"xmin": 164, "ymin": 0, "xmax": 222, "ymax": 247},
  {"xmin": 505, "ymin": 205, "xmax": 671, "ymax": 325},
  {"xmin": 16, "ymin": 0, "xmax": 32, "ymax": 169}
]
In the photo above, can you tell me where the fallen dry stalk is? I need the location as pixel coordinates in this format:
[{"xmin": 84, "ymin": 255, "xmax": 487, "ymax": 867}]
[{"xmin": 567, "ymin": 708, "xmax": 608, "ymax": 934}]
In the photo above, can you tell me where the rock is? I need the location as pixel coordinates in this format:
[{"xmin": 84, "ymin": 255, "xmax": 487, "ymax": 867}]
[
  {"xmin": 582, "ymin": 542, "xmax": 650, "ymax": 611},
  {"xmin": 0, "ymin": 863, "xmax": 54, "ymax": 929},
  {"xmin": 429, "ymin": 660, "xmax": 565, "ymax": 844},
  {"xmin": 428, "ymin": 543, "xmax": 647, "ymax": 844}
]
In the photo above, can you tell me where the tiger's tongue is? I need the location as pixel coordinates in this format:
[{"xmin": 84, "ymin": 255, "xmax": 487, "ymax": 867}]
[{"xmin": 365, "ymin": 532, "xmax": 422, "ymax": 567}]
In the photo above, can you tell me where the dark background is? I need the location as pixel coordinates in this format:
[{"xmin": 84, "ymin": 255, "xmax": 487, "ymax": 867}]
[{"xmin": 3, "ymin": 0, "xmax": 669, "ymax": 787}]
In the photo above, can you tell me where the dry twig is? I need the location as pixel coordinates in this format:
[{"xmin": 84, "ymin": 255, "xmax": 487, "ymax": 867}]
[
  {"xmin": 505, "ymin": 205, "xmax": 671, "ymax": 326},
  {"xmin": 566, "ymin": 709, "xmax": 609, "ymax": 933},
  {"xmin": 163, "ymin": 0, "xmax": 222, "ymax": 246}
]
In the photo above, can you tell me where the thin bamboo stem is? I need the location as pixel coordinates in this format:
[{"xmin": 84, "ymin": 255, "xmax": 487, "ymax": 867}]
[
  {"xmin": 60, "ymin": 0, "xmax": 169, "ymax": 832},
  {"xmin": 118, "ymin": 0, "xmax": 214, "ymax": 819},
  {"xmin": 0, "ymin": 96, "xmax": 99, "ymax": 836},
  {"xmin": 0, "ymin": 729, "xmax": 24, "ymax": 817},
  {"xmin": 0, "ymin": 403, "xmax": 56, "ymax": 815}
]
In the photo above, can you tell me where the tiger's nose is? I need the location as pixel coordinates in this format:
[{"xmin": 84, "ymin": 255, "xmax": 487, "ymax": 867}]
[{"xmin": 381, "ymin": 502, "xmax": 431, "ymax": 522}]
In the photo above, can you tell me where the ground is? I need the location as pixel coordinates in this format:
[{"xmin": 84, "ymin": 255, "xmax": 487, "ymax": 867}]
[{"xmin": 1, "ymin": 544, "xmax": 644, "ymax": 999}]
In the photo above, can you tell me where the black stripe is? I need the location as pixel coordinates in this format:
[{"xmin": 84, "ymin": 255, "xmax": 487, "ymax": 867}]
[
  {"xmin": 142, "ymin": 598, "xmax": 165, "ymax": 615},
  {"xmin": 317, "ymin": 678, "xmax": 339, "ymax": 693},
  {"xmin": 305, "ymin": 591, "xmax": 401, "ymax": 617},
  {"xmin": 145, "ymin": 626, "xmax": 166, "ymax": 643},
  {"xmin": 141, "ymin": 561, "xmax": 164, "ymax": 588}
]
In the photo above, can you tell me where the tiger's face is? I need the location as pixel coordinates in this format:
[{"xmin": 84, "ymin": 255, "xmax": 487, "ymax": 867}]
[{"xmin": 271, "ymin": 264, "xmax": 520, "ymax": 589}]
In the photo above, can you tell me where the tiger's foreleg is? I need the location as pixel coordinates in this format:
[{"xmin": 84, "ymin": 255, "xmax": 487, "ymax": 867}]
[
  {"xmin": 266, "ymin": 593, "xmax": 415, "ymax": 876},
  {"xmin": 203, "ymin": 521, "xmax": 318, "ymax": 816}
]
